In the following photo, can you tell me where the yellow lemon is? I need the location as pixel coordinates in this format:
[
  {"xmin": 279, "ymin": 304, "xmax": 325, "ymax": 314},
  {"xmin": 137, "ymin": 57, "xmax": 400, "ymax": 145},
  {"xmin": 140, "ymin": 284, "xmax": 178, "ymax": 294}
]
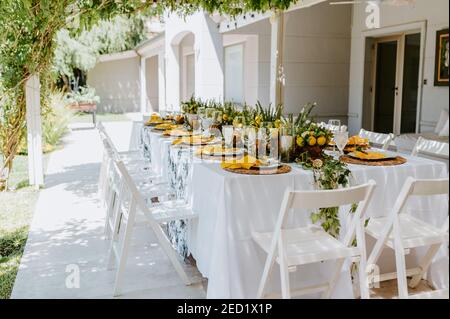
[
  {"xmin": 296, "ymin": 136, "xmax": 304, "ymax": 147},
  {"xmin": 223, "ymin": 114, "xmax": 228, "ymax": 122},
  {"xmin": 308, "ymin": 136, "xmax": 317, "ymax": 146},
  {"xmin": 274, "ymin": 119, "xmax": 282, "ymax": 128},
  {"xmin": 255, "ymin": 116, "xmax": 261, "ymax": 126},
  {"xmin": 317, "ymin": 136, "xmax": 327, "ymax": 146}
]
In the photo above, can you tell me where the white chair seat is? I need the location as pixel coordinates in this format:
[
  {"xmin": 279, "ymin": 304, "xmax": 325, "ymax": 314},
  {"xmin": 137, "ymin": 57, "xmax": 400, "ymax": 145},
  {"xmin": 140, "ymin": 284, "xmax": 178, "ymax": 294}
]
[
  {"xmin": 366, "ymin": 214, "xmax": 449, "ymax": 249},
  {"xmin": 252, "ymin": 227, "xmax": 360, "ymax": 267},
  {"xmin": 150, "ymin": 201, "xmax": 198, "ymax": 223},
  {"xmin": 407, "ymin": 289, "xmax": 449, "ymax": 299}
]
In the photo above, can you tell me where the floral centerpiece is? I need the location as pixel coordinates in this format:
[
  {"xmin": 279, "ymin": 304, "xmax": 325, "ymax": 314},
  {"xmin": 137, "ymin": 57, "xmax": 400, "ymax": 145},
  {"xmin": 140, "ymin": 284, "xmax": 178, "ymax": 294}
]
[
  {"xmin": 293, "ymin": 102, "xmax": 359, "ymax": 238},
  {"xmin": 295, "ymin": 122, "xmax": 333, "ymax": 159}
]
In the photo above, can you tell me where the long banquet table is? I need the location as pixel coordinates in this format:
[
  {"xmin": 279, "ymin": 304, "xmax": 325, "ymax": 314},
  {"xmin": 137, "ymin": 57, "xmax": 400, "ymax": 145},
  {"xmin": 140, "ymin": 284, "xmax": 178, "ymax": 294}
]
[{"xmin": 141, "ymin": 125, "xmax": 449, "ymax": 299}]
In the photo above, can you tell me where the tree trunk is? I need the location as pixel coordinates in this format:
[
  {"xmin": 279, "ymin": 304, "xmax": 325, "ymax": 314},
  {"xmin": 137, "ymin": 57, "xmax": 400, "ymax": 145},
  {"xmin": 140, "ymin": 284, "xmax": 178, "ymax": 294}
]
[{"xmin": 0, "ymin": 90, "xmax": 27, "ymax": 191}]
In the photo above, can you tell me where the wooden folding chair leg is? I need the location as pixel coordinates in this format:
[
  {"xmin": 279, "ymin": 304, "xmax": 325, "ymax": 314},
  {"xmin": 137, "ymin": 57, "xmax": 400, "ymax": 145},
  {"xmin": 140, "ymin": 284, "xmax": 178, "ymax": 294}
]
[
  {"xmin": 393, "ymin": 235, "xmax": 409, "ymax": 298},
  {"xmin": 278, "ymin": 237, "xmax": 291, "ymax": 299},
  {"xmin": 108, "ymin": 210, "xmax": 123, "ymax": 270},
  {"xmin": 409, "ymin": 243, "xmax": 441, "ymax": 288},
  {"xmin": 104, "ymin": 191, "xmax": 117, "ymax": 239},
  {"xmin": 256, "ymin": 248, "xmax": 277, "ymax": 298},
  {"xmin": 321, "ymin": 258, "xmax": 345, "ymax": 299},
  {"xmin": 113, "ymin": 216, "xmax": 135, "ymax": 296},
  {"xmin": 151, "ymin": 222, "xmax": 192, "ymax": 285}
]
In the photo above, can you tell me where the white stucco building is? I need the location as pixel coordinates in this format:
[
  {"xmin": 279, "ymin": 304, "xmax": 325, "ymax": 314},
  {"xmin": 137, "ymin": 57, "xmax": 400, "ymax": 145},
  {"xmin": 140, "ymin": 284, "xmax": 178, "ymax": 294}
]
[{"xmin": 88, "ymin": 0, "xmax": 449, "ymax": 135}]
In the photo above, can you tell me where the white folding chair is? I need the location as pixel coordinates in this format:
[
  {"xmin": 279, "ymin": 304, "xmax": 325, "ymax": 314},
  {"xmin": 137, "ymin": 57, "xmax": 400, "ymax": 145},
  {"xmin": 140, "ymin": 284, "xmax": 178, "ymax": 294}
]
[
  {"xmin": 359, "ymin": 129, "xmax": 394, "ymax": 150},
  {"xmin": 253, "ymin": 181, "xmax": 377, "ymax": 299},
  {"xmin": 100, "ymin": 137, "xmax": 173, "ymax": 239},
  {"xmin": 108, "ymin": 160, "xmax": 198, "ymax": 296},
  {"xmin": 365, "ymin": 177, "xmax": 449, "ymax": 299},
  {"xmin": 411, "ymin": 136, "xmax": 449, "ymax": 162},
  {"xmin": 97, "ymin": 122, "xmax": 144, "ymax": 163}
]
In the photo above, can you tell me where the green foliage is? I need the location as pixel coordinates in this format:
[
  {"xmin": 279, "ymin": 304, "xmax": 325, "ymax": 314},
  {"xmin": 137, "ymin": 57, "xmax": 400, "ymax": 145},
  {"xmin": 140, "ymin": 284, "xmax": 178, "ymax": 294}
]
[
  {"xmin": 42, "ymin": 94, "xmax": 74, "ymax": 151},
  {"xmin": 294, "ymin": 102, "xmax": 316, "ymax": 129},
  {"xmin": 0, "ymin": 227, "xmax": 27, "ymax": 260},
  {"xmin": 53, "ymin": 15, "xmax": 148, "ymax": 82},
  {"xmin": 255, "ymin": 101, "xmax": 283, "ymax": 123},
  {"xmin": 181, "ymin": 96, "xmax": 203, "ymax": 114},
  {"xmin": 18, "ymin": 92, "xmax": 73, "ymax": 155},
  {"xmin": 0, "ymin": 226, "xmax": 28, "ymax": 299},
  {"xmin": 294, "ymin": 104, "xmax": 352, "ymax": 238},
  {"xmin": 298, "ymin": 153, "xmax": 352, "ymax": 238}
]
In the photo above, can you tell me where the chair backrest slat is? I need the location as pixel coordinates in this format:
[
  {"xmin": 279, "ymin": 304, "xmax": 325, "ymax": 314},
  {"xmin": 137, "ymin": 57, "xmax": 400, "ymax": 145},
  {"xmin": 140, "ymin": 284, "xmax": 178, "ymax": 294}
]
[
  {"xmin": 288, "ymin": 183, "xmax": 375, "ymax": 210},
  {"xmin": 359, "ymin": 129, "xmax": 394, "ymax": 150},
  {"xmin": 114, "ymin": 160, "xmax": 155, "ymax": 222},
  {"xmin": 411, "ymin": 137, "xmax": 449, "ymax": 160},
  {"xmin": 409, "ymin": 178, "xmax": 449, "ymax": 196}
]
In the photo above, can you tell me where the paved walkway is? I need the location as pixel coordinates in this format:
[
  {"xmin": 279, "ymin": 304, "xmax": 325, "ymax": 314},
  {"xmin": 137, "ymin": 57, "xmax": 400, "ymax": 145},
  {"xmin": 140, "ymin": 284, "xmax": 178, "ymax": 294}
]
[{"xmin": 12, "ymin": 122, "xmax": 205, "ymax": 298}]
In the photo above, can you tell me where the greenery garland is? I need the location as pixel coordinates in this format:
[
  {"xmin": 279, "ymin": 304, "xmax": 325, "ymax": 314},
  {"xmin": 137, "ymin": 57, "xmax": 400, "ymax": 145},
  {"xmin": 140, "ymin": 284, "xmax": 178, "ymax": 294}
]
[{"xmin": 296, "ymin": 153, "xmax": 354, "ymax": 238}]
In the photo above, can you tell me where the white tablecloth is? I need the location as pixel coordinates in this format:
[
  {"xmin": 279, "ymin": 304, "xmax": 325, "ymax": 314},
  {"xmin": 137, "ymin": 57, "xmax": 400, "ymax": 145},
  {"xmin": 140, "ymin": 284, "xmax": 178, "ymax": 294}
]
[{"xmin": 188, "ymin": 155, "xmax": 448, "ymax": 299}]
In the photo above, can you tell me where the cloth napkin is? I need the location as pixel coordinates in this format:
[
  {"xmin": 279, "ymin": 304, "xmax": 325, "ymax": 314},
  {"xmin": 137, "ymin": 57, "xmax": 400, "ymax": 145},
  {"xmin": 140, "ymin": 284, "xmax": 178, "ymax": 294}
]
[
  {"xmin": 172, "ymin": 135, "xmax": 211, "ymax": 145},
  {"xmin": 221, "ymin": 155, "xmax": 262, "ymax": 170}
]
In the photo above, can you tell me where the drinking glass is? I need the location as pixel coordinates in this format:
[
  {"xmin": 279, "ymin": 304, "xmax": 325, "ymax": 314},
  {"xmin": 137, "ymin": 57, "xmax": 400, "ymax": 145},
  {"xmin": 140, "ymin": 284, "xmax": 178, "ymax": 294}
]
[
  {"xmin": 212, "ymin": 110, "xmax": 223, "ymax": 125},
  {"xmin": 190, "ymin": 116, "xmax": 201, "ymax": 135},
  {"xmin": 197, "ymin": 107, "xmax": 206, "ymax": 131},
  {"xmin": 334, "ymin": 131, "xmax": 348, "ymax": 156},
  {"xmin": 280, "ymin": 127, "xmax": 295, "ymax": 163},
  {"xmin": 222, "ymin": 125, "xmax": 234, "ymax": 148},
  {"xmin": 244, "ymin": 126, "xmax": 257, "ymax": 156},
  {"xmin": 268, "ymin": 127, "xmax": 280, "ymax": 163},
  {"xmin": 257, "ymin": 123, "xmax": 279, "ymax": 163},
  {"xmin": 328, "ymin": 119, "xmax": 341, "ymax": 154},
  {"xmin": 202, "ymin": 108, "xmax": 215, "ymax": 135}
]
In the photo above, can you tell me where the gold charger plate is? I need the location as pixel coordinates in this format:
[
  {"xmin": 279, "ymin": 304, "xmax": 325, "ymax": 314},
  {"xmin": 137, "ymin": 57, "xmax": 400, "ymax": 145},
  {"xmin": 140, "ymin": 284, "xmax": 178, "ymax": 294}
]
[
  {"xmin": 223, "ymin": 164, "xmax": 292, "ymax": 175},
  {"xmin": 340, "ymin": 155, "xmax": 407, "ymax": 166}
]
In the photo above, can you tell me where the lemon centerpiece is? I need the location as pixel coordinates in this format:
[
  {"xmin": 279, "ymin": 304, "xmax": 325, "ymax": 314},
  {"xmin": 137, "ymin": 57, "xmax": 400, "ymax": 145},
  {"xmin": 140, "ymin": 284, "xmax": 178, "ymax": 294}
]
[{"xmin": 295, "ymin": 122, "xmax": 333, "ymax": 159}]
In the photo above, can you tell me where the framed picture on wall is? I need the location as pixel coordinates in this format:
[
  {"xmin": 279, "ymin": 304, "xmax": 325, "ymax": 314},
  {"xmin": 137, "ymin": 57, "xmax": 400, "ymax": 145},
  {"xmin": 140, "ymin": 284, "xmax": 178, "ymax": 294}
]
[{"xmin": 434, "ymin": 28, "xmax": 449, "ymax": 86}]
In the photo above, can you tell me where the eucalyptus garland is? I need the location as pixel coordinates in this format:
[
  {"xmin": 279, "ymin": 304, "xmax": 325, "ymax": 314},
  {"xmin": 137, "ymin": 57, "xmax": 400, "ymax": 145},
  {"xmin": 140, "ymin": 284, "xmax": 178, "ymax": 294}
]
[{"xmin": 296, "ymin": 152, "xmax": 354, "ymax": 238}]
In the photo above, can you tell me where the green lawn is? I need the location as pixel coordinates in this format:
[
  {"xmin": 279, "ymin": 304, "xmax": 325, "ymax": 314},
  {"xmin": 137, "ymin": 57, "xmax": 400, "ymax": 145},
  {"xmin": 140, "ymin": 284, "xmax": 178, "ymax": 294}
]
[
  {"xmin": 0, "ymin": 155, "xmax": 45, "ymax": 299},
  {"xmin": 71, "ymin": 112, "xmax": 129, "ymax": 123}
]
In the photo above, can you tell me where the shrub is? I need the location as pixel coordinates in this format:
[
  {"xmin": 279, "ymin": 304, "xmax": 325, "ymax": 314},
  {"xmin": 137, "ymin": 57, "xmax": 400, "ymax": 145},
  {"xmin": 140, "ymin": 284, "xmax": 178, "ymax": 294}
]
[{"xmin": 18, "ymin": 92, "xmax": 73, "ymax": 155}]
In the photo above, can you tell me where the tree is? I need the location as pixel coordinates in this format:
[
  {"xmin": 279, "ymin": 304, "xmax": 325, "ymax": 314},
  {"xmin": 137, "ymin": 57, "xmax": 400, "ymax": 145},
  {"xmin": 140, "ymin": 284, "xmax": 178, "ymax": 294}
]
[
  {"xmin": 0, "ymin": 0, "xmax": 299, "ymax": 190},
  {"xmin": 53, "ymin": 14, "xmax": 148, "ymax": 91}
]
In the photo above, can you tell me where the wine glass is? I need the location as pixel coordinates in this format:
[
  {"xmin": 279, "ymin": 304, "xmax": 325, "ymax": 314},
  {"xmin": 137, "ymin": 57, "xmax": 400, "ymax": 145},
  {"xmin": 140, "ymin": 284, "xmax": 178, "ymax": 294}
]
[{"xmin": 334, "ymin": 131, "xmax": 348, "ymax": 157}]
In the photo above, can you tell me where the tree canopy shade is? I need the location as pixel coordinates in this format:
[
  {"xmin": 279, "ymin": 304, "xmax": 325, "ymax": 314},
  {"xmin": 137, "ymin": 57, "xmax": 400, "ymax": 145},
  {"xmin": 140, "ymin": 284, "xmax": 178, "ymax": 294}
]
[{"xmin": 0, "ymin": 0, "xmax": 300, "ymax": 190}]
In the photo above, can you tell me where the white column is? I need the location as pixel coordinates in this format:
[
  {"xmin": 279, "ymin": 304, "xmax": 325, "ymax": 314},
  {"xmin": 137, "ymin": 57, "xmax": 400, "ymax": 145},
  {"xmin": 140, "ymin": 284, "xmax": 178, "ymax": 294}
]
[
  {"xmin": 139, "ymin": 56, "xmax": 147, "ymax": 113},
  {"xmin": 158, "ymin": 51, "xmax": 166, "ymax": 111},
  {"xmin": 25, "ymin": 74, "xmax": 44, "ymax": 187},
  {"xmin": 269, "ymin": 11, "xmax": 285, "ymax": 107},
  {"xmin": 165, "ymin": 44, "xmax": 181, "ymax": 111}
]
